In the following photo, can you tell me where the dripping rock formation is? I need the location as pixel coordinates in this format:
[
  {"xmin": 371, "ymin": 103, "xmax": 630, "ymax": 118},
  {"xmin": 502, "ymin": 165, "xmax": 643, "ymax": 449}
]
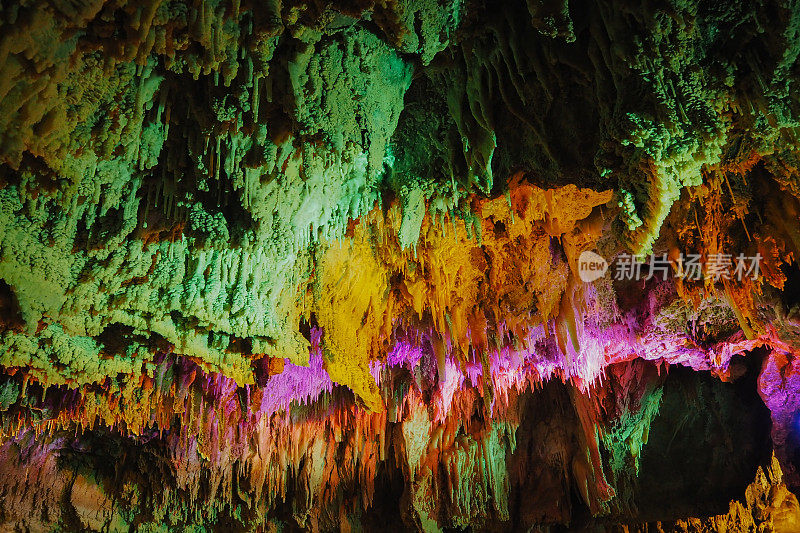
[{"xmin": 2, "ymin": 0, "xmax": 800, "ymax": 531}]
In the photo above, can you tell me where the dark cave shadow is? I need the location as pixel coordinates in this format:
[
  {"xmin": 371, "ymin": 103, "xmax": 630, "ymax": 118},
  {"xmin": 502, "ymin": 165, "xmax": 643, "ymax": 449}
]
[{"xmin": 630, "ymin": 355, "xmax": 774, "ymax": 523}]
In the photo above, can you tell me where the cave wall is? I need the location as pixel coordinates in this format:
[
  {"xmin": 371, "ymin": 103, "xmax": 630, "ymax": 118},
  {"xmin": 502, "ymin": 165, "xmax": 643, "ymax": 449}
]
[{"xmin": 2, "ymin": 0, "xmax": 800, "ymax": 531}]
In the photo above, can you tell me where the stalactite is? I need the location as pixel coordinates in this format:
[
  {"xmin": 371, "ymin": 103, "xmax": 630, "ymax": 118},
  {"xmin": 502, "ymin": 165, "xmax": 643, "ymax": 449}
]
[{"xmin": 2, "ymin": 0, "xmax": 800, "ymax": 529}]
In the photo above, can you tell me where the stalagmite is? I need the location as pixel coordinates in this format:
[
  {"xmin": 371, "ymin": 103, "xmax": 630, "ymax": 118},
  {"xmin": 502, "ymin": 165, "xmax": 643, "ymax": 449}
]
[{"xmin": 1, "ymin": 0, "xmax": 800, "ymax": 531}]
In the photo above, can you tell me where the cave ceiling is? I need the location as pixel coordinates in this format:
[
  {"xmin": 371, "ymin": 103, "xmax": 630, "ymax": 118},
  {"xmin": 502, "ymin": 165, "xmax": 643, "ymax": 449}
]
[{"xmin": 2, "ymin": 0, "xmax": 800, "ymax": 531}]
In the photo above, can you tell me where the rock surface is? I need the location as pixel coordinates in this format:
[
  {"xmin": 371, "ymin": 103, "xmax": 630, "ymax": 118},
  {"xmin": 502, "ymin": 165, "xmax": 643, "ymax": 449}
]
[{"xmin": 2, "ymin": 0, "xmax": 800, "ymax": 530}]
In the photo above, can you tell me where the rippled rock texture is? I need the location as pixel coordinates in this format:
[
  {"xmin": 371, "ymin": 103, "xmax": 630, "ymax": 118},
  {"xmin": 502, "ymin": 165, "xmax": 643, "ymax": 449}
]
[{"xmin": 2, "ymin": 0, "xmax": 800, "ymax": 531}]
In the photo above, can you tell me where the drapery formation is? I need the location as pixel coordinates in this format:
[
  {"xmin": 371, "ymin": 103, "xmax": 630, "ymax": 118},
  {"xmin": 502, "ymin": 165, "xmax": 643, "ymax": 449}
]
[{"xmin": 2, "ymin": 0, "xmax": 800, "ymax": 530}]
